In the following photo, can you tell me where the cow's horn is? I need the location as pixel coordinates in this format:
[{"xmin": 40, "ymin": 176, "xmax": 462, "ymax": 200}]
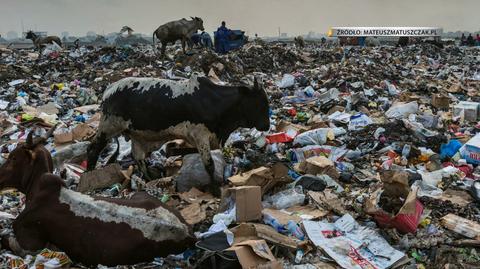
[
  {"xmin": 253, "ymin": 77, "xmax": 261, "ymax": 90},
  {"xmin": 44, "ymin": 124, "xmax": 58, "ymax": 140},
  {"xmin": 32, "ymin": 124, "xmax": 58, "ymax": 147},
  {"xmin": 26, "ymin": 132, "xmax": 34, "ymax": 148}
]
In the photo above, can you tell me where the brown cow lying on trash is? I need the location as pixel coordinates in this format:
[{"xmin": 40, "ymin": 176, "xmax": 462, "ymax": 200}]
[{"xmin": 0, "ymin": 131, "xmax": 195, "ymax": 266}]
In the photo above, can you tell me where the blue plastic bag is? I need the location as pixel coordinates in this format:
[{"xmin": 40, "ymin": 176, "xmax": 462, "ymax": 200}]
[{"xmin": 440, "ymin": 139, "xmax": 462, "ymax": 159}]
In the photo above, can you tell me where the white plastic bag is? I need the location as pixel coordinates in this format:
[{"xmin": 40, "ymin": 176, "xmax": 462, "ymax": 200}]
[
  {"xmin": 385, "ymin": 101, "xmax": 418, "ymax": 119},
  {"xmin": 270, "ymin": 186, "xmax": 305, "ymax": 209},
  {"xmin": 276, "ymin": 74, "xmax": 295, "ymax": 88},
  {"xmin": 348, "ymin": 113, "xmax": 373, "ymax": 131},
  {"xmin": 293, "ymin": 128, "xmax": 334, "ymax": 146}
]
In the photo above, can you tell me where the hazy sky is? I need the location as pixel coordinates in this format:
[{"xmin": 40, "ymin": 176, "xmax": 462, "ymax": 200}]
[{"xmin": 1, "ymin": 0, "xmax": 478, "ymax": 37}]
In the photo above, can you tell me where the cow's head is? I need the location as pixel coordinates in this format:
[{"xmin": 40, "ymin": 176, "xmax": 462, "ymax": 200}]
[
  {"xmin": 0, "ymin": 132, "xmax": 54, "ymax": 193},
  {"xmin": 25, "ymin": 31, "xmax": 36, "ymax": 40},
  {"xmin": 191, "ymin": 17, "xmax": 205, "ymax": 31},
  {"xmin": 239, "ymin": 78, "xmax": 270, "ymax": 131}
]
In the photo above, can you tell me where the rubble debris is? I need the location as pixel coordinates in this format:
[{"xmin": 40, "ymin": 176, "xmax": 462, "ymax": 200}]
[{"xmin": 441, "ymin": 214, "xmax": 480, "ymax": 239}]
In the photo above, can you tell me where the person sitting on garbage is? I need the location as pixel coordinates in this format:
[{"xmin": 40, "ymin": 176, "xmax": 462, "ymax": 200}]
[
  {"xmin": 460, "ymin": 33, "xmax": 466, "ymax": 46},
  {"xmin": 467, "ymin": 33, "xmax": 475, "ymax": 46},
  {"xmin": 200, "ymin": 31, "xmax": 213, "ymax": 49},
  {"xmin": 215, "ymin": 21, "xmax": 232, "ymax": 53}
]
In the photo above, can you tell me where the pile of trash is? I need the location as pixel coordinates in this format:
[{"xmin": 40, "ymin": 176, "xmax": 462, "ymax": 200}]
[{"xmin": 1, "ymin": 41, "xmax": 480, "ymax": 269}]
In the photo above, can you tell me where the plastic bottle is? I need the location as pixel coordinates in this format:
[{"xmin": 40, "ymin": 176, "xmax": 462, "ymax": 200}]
[
  {"xmin": 294, "ymin": 249, "xmax": 304, "ymax": 264},
  {"xmin": 402, "ymin": 144, "xmax": 411, "ymax": 158},
  {"xmin": 263, "ymin": 214, "xmax": 287, "ymax": 233},
  {"xmin": 287, "ymin": 220, "xmax": 305, "ymax": 240}
]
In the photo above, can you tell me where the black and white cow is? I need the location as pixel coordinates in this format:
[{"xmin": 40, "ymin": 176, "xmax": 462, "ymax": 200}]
[{"xmin": 87, "ymin": 74, "xmax": 270, "ymax": 194}]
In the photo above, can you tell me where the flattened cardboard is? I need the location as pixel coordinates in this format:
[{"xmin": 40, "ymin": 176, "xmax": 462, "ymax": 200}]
[
  {"xmin": 54, "ymin": 132, "xmax": 73, "ymax": 144},
  {"xmin": 231, "ymin": 223, "xmax": 297, "ymax": 250},
  {"xmin": 432, "ymin": 94, "xmax": 450, "ymax": 109},
  {"xmin": 54, "ymin": 123, "xmax": 95, "ymax": 145},
  {"xmin": 227, "ymin": 240, "xmax": 283, "ymax": 269},
  {"xmin": 262, "ymin": 208, "xmax": 302, "ymax": 225},
  {"xmin": 308, "ymin": 190, "xmax": 346, "ymax": 215},
  {"xmin": 180, "ymin": 203, "xmax": 206, "ymax": 225},
  {"xmin": 78, "ymin": 163, "xmax": 126, "ymax": 192}
]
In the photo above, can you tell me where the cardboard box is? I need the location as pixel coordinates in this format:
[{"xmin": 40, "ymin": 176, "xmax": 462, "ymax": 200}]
[
  {"xmin": 453, "ymin": 101, "xmax": 480, "ymax": 122},
  {"xmin": 365, "ymin": 171, "xmax": 423, "ymax": 234},
  {"xmin": 222, "ymin": 186, "xmax": 262, "ymax": 223},
  {"xmin": 297, "ymin": 156, "xmax": 339, "ymax": 180},
  {"xmin": 462, "ymin": 133, "xmax": 480, "ymax": 164},
  {"xmin": 432, "ymin": 94, "xmax": 450, "ymax": 109},
  {"xmin": 228, "ymin": 163, "xmax": 290, "ymax": 194},
  {"xmin": 227, "ymin": 240, "xmax": 282, "ymax": 269}
]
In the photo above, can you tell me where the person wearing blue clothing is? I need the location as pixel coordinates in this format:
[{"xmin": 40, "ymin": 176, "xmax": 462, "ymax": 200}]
[
  {"xmin": 215, "ymin": 21, "xmax": 231, "ymax": 53},
  {"xmin": 200, "ymin": 31, "xmax": 213, "ymax": 49}
]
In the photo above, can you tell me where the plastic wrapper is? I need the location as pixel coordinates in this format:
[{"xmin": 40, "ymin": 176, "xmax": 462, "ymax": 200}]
[{"xmin": 268, "ymin": 186, "xmax": 305, "ymax": 209}]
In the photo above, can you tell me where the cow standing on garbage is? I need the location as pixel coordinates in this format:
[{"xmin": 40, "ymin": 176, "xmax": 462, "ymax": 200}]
[
  {"xmin": 0, "ymin": 132, "xmax": 195, "ymax": 266},
  {"xmin": 152, "ymin": 17, "xmax": 204, "ymax": 56},
  {"xmin": 87, "ymin": 74, "xmax": 270, "ymax": 195},
  {"xmin": 25, "ymin": 30, "xmax": 62, "ymax": 50}
]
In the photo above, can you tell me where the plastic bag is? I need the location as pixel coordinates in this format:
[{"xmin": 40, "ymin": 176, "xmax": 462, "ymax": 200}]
[
  {"xmin": 440, "ymin": 140, "xmax": 462, "ymax": 159},
  {"xmin": 348, "ymin": 113, "xmax": 373, "ymax": 131},
  {"xmin": 276, "ymin": 74, "xmax": 295, "ymax": 88},
  {"xmin": 385, "ymin": 101, "xmax": 418, "ymax": 119},
  {"xmin": 270, "ymin": 186, "xmax": 305, "ymax": 209},
  {"xmin": 293, "ymin": 128, "xmax": 334, "ymax": 146}
]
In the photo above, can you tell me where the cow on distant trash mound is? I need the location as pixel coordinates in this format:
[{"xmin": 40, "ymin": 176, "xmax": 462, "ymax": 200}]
[
  {"xmin": 152, "ymin": 17, "xmax": 204, "ymax": 56},
  {"xmin": 25, "ymin": 30, "xmax": 62, "ymax": 50}
]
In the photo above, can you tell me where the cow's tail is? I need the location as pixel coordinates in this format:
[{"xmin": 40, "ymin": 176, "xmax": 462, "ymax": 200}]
[{"xmin": 152, "ymin": 30, "xmax": 156, "ymax": 51}]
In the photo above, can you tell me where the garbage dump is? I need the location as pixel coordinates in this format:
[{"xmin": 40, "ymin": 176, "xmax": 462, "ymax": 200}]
[{"xmin": 0, "ymin": 38, "xmax": 480, "ymax": 269}]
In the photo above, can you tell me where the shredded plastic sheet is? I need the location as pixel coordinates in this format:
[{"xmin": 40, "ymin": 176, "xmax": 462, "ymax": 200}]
[{"xmin": 303, "ymin": 214, "xmax": 405, "ymax": 269}]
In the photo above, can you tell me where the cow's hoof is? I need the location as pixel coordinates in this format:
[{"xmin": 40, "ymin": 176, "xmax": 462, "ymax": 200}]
[{"xmin": 208, "ymin": 184, "xmax": 222, "ymax": 197}]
